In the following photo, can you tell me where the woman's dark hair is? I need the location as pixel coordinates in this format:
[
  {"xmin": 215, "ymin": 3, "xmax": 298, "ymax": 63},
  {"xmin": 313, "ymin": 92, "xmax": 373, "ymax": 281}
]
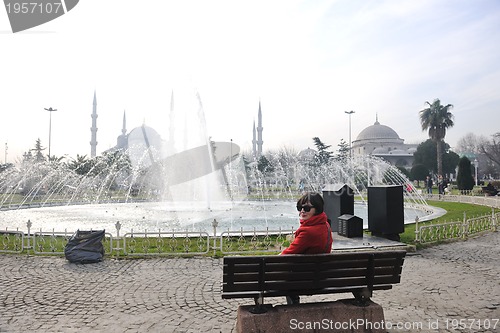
[{"xmin": 296, "ymin": 192, "xmax": 324, "ymax": 215}]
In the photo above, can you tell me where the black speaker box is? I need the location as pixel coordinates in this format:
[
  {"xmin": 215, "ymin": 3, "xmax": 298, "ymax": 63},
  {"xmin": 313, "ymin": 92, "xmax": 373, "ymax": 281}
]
[
  {"xmin": 367, "ymin": 185, "xmax": 404, "ymax": 238},
  {"xmin": 323, "ymin": 184, "xmax": 354, "ymax": 232},
  {"xmin": 338, "ymin": 214, "xmax": 363, "ymax": 238}
]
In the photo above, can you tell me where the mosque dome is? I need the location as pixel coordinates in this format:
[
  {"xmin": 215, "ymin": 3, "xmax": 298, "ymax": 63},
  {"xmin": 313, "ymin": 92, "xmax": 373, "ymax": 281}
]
[
  {"xmin": 127, "ymin": 125, "xmax": 165, "ymax": 168},
  {"xmin": 355, "ymin": 119, "xmax": 400, "ymax": 141},
  {"xmin": 298, "ymin": 147, "xmax": 316, "ymax": 160},
  {"xmin": 128, "ymin": 125, "xmax": 162, "ymax": 148}
]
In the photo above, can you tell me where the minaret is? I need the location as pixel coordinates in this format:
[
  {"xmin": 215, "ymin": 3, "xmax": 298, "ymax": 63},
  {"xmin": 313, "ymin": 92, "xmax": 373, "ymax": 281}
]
[
  {"xmin": 257, "ymin": 101, "xmax": 263, "ymax": 157},
  {"xmin": 116, "ymin": 110, "xmax": 128, "ymax": 150},
  {"xmin": 90, "ymin": 90, "xmax": 98, "ymax": 157},
  {"xmin": 252, "ymin": 120, "xmax": 257, "ymax": 158},
  {"xmin": 121, "ymin": 110, "xmax": 127, "ymax": 136}
]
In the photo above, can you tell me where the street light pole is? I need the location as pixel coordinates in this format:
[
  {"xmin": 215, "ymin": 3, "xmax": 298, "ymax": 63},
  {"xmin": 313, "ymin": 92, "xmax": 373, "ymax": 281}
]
[
  {"xmin": 344, "ymin": 110, "xmax": 355, "ymax": 158},
  {"xmin": 44, "ymin": 107, "xmax": 57, "ymax": 158},
  {"xmin": 474, "ymin": 158, "xmax": 478, "ymax": 186}
]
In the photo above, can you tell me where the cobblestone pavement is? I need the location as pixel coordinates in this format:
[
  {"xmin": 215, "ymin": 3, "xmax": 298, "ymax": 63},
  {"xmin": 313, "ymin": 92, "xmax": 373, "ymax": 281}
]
[{"xmin": 1, "ymin": 232, "xmax": 499, "ymax": 333}]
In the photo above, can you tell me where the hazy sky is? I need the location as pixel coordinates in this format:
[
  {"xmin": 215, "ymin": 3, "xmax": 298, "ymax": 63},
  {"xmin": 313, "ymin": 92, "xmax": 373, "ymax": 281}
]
[{"xmin": 1, "ymin": 0, "xmax": 499, "ymax": 163}]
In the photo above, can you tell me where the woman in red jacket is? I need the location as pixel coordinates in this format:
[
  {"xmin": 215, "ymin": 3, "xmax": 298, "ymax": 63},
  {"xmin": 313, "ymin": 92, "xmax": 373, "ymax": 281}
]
[
  {"xmin": 281, "ymin": 192, "xmax": 333, "ymax": 304},
  {"xmin": 281, "ymin": 192, "xmax": 332, "ymax": 255}
]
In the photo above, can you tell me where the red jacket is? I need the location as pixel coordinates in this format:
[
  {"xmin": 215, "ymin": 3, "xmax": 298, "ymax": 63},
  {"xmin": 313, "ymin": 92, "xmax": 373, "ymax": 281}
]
[{"xmin": 281, "ymin": 212, "xmax": 332, "ymax": 254}]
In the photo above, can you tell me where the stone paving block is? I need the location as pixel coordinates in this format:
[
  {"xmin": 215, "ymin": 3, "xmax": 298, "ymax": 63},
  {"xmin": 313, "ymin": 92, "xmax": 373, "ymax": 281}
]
[{"xmin": 0, "ymin": 233, "xmax": 499, "ymax": 332}]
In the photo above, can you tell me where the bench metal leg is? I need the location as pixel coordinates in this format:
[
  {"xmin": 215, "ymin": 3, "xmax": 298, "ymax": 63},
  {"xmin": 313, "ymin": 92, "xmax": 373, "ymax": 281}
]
[
  {"xmin": 352, "ymin": 288, "xmax": 372, "ymax": 306},
  {"xmin": 249, "ymin": 295, "xmax": 272, "ymax": 314},
  {"xmin": 286, "ymin": 295, "xmax": 300, "ymax": 305}
]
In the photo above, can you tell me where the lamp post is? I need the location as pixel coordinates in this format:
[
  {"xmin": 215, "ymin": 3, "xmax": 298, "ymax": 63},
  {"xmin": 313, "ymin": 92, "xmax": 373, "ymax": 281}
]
[
  {"xmin": 474, "ymin": 158, "xmax": 478, "ymax": 186},
  {"xmin": 344, "ymin": 110, "xmax": 355, "ymax": 158},
  {"xmin": 44, "ymin": 107, "xmax": 57, "ymax": 158}
]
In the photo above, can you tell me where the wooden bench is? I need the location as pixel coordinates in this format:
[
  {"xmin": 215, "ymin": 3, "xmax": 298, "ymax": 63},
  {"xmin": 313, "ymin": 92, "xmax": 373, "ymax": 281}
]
[{"xmin": 222, "ymin": 250, "xmax": 406, "ymax": 312}]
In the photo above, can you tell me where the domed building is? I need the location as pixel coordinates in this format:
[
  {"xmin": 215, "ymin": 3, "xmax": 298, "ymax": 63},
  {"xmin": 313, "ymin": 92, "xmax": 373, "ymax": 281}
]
[
  {"xmin": 298, "ymin": 147, "xmax": 316, "ymax": 161},
  {"xmin": 351, "ymin": 115, "xmax": 417, "ymax": 169},
  {"xmin": 103, "ymin": 110, "xmax": 167, "ymax": 168}
]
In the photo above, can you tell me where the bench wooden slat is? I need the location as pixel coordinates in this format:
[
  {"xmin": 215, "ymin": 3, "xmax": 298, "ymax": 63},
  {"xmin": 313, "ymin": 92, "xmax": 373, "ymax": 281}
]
[
  {"xmin": 223, "ymin": 278, "xmax": 385, "ymax": 290},
  {"xmin": 222, "ymin": 250, "xmax": 406, "ymax": 303},
  {"xmin": 224, "ymin": 263, "xmax": 262, "ymax": 274},
  {"xmin": 223, "ymin": 263, "xmax": 405, "ymax": 282},
  {"xmin": 263, "ymin": 260, "xmax": 371, "ymax": 271},
  {"xmin": 223, "ymin": 268, "xmax": 370, "ymax": 285},
  {"xmin": 222, "ymin": 284, "xmax": 395, "ymax": 299},
  {"xmin": 222, "ymin": 273, "xmax": 403, "ymax": 293}
]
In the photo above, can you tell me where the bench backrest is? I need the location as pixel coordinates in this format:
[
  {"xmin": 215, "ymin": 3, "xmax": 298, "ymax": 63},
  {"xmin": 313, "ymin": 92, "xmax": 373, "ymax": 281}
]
[{"xmin": 223, "ymin": 250, "xmax": 406, "ymax": 296}]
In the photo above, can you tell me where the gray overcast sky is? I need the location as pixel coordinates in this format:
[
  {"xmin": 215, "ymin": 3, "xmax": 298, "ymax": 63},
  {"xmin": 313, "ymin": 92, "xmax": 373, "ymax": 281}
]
[{"xmin": 1, "ymin": 0, "xmax": 499, "ymax": 163}]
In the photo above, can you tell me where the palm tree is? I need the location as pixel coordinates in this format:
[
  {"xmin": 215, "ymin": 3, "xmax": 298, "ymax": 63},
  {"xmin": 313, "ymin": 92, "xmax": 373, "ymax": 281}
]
[
  {"xmin": 419, "ymin": 99, "xmax": 454, "ymax": 176},
  {"xmin": 68, "ymin": 154, "xmax": 92, "ymax": 175},
  {"xmin": 48, "ymin": 155, "xmax": 66, "ymax": 164}
]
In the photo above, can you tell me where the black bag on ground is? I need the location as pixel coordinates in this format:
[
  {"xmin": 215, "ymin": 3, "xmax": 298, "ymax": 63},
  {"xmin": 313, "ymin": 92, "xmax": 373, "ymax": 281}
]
[{"xmin": 64, "ymin": 230, "xmax": 105, "ymax": 264}]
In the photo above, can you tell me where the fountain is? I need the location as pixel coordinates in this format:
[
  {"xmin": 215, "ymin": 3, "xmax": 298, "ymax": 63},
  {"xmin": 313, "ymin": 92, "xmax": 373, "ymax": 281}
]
[{"xmin": 0, "ymin": 90, "xmax": 433, "ymax": 236}]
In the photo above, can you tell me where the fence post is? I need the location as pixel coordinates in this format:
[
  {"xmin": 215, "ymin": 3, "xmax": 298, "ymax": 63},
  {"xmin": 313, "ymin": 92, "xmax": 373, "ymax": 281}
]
[
  {"xmin": 26, "ymin": 219, "xmax": 33, "ymax": 255},
  {"xmin": 212, "ymin": 219, "xmax": 218, "ymax": 256},
  {"xmin": 462, "ymin": 211, "xmax": 468, "ymax": 239},
  {"xmin": 414, "ymin": 216, "xmax": 420, "ymax": 243},
  {"xmin": 114, "ymin": 221, "xmax": 122, "ymax": 254},
  {"xmin": 492, "ymin": 208, "xmax": 497, "ymax": 232}
]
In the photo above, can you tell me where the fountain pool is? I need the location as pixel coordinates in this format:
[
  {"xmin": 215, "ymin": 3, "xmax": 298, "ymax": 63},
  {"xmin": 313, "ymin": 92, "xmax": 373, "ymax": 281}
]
[{"xmin": 0, "ymin": 200, "xmax": 430, "ymax": 236}]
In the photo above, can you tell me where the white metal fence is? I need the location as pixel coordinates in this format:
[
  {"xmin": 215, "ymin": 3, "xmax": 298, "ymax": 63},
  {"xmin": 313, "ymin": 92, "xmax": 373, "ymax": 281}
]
[{"xmin": 415, "ymin": 194, "xmax": 499, "ymax": 244}]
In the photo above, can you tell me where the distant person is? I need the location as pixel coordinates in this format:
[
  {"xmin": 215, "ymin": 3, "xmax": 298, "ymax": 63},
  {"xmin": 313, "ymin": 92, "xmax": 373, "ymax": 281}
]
[
  {"xmin": 281, "ymin": 192, "xmax": 333, "ymax": 304},
  {"xmin": 438, "ymin": 175, "xmax": 445, "ymax": 195},
  {"xmin": 426, "ymin": 176, "xmax": 433, "ymax": 194},
  {"xmin": 484, "ymin": 183, "xmax": 498, "ymax": 196}
]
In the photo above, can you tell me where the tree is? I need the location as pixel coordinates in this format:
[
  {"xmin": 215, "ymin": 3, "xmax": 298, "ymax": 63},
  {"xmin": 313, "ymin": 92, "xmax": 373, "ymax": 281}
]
[
  {"xmin": 442, "ymin": 150, "xmax": 460, "ymax": 176},
  {"xmin": 480, "ymin": 133, "xmax": 500, "ymax": 170},
  {"xmin": 455, "ymin": 132, "xmax": 493, "ymax": 180},
  {"xmin": 397, "ymin": 166, "xmax": 411, "ymax": 179},
  {"xmin": 257, "ymin": 155, "xmax": 274, "ymax": 174},
  {"xmin": 312, "ymin": 137, "xmax": 333, "ymax": 166},
  {"xmin": 334, "ymin": 139, "xmax": 350, "ymax": 162},
  {"xmin": 419, "ymin": 98, "xmax": 454, "ymax": 177},
  {"xmin": 456, "ymin": 132, "xmax": 485, "ymax": 154},
  {"xmin": 48, "ymin": 155, "xmax": 65, "ymax": 164},
  {"xmin": 102, "ymin": 150, "xmax": 132, "ymax": 174},
  {"xmin": 0, "ymin": 163, "xmax": 14, "ymax": 173},
  {"xmin": 242, "ymin": 153, "xmax": 252, "ymax": 175},
  {"xmin": 456, "ymin": 156, "xmax": 474, "ymax": 192},
  {"xmin": 413, "ymin": 140, "xmax": 437, "ymax": 173},
  {"xmin": 413, "ymin": 139, "xmax": 459, "ymax": 177},
  {"xmin": 22, "ymin": 151, "xmax": 34, "ymax": 163},
  {"xmin": 68, "ymin": 154, "xmax": 93, "ymax": 175},
  {"xmin": 410, "ymin": 164, "xmax": 429, "ymax": 187},
  {"xmin": 29, "ymin": 138, "xmax": 46, "ymax": 163}
]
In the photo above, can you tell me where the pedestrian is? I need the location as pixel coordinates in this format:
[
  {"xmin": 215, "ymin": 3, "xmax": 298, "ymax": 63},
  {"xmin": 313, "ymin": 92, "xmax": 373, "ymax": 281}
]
[
  {"xmin": 426, "ymin": 175, "xmax": 433, "ymax": 194},
  {"xmin": 281, "ymin": 191, "xmax": 333, "ymax": 304},
  {"xmin": 438, "ymin": 175, "xmax": 445, "ymax": 195}
]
